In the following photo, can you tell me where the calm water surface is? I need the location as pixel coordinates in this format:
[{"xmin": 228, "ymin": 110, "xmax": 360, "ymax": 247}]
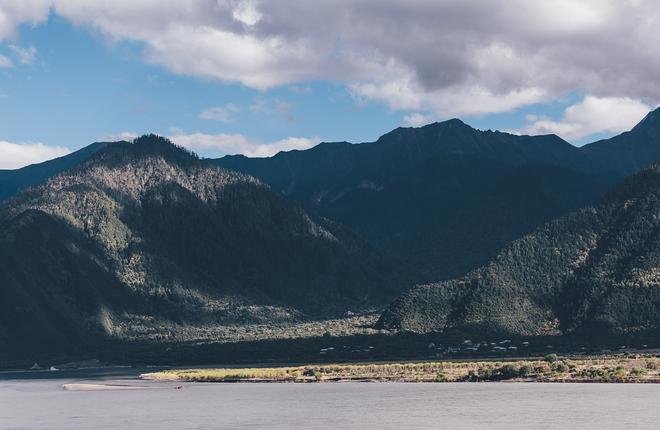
[{"xmin": 2, "ymin": 371, "xmax": 660, "ymax": 429}]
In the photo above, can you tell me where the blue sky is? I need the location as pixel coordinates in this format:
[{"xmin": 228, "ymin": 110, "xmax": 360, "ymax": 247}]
[{"xmin": 0, "ymin": 1, "xmax": 658, "ymax": 168}]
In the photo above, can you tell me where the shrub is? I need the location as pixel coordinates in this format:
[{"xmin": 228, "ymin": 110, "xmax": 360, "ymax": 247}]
[
  {"xmin": 544, "ymin": 354, "xmax": 559, "ymax": 363},
  {"xmin": 499, "ymin": 364, "xmax": 519, "ymax": 379},
  {"xmin": 613, "ymin": 367, "xmax": 626, "ymax": 379},
  {"xmin": 436, "ymin": 372, "xmax": 450, "ymax": 382},
  {"xmin": 630, "ymin": 368, "xmax": 645, "ymax": 376}
]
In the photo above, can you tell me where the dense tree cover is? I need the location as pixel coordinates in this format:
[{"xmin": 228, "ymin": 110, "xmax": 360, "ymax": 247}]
[
  {"xmin": 3, "ymin": 109, "xmax": 660, "ymax": 284},
  {"xmin": 214, "ymin": 117, "xmax": 647, "ymax": 281},
  {"xmin": 378, "ymin": 165, "xmax": 660, "ymax": 337},
  {"xmin": 2, "ymin": 108, "xmax": 660, "ymax": 359},
  {"xmin": 0, "ymin": 135, "xmax": 414, "ymax": 356}
]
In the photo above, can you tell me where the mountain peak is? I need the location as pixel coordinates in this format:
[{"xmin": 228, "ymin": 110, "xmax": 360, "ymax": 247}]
[
  {"xmin": 413, "ymin": 118, "xmax": 473, "ymax": 133},
  {"xmin": 429, "ymin": 118, "xmax": 469, "ymax": 128},
  {"xmin": 376, "ymin": 118, "xmax": 476, "ymax": 144},
  {"xmin": 89, "ymin": 134, "xmax": 200, "ymax": 168},
  {"xmin": 632, "ymin": 107, "xmax": 660, "ymax": 132}
]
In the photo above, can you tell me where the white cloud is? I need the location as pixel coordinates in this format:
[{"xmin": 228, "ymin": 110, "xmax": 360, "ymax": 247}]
[
  {"xmin": 232, "ymin": 0, "xmax": 262, "ymax": 27},
  {"xmin": 200, "ymin": 99, "xmax": 295, "ymax": 122},
  {"xmin": 403, "ymin": 113, "xmax": 431, "ymax": 127},
  {"xmin": 513, "ymin": 96, "xmax": 653, "ymax": 141},
  {"xmin": 0, "ymin": 0, "xmax": 51, "ymax": 40},
  {"xmin": 97, "ymin": 131, "xmax": 139, "ymax": 142},
  {"xmin": 1, "ymin": 1, "xmax": 659, "ymax": 119},
  {"xmin": 99, "ymin": 130, "xmax": 320, "ymax": 157},
  {"xmin": 0, "ymin": 54, "xmax": 12, "ymax": 67},
  {"xmin": 253, "ymin": 136, "xmax": 321, "ymax": 157},
  {"xmin": 43, "ymin": 0, "xmax": 660, "ymax": 118},
  {"xmin": 169, "ymin": 132, "xmax": 320, "ymax": 158},
  {"xmin": 200, "ymin": 104, "xmax": 240, "ymax": 122},
  {"xmin": 9, "ymin": 44, "xmax": 37, "ymax": 64},
  {"xmin": 0, "ymin": 140, "xmax": 71, "ymax": 169}
]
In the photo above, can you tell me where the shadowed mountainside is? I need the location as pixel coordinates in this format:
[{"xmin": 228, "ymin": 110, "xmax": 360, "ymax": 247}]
[
  {"xmin": 582, "ymin": 108, "xmax": 660, "ymax": 177},
  {"xmin": 378, "ymin": 164, "xmax": 660, "ymax": 338},
  {"xmin": 214, "ymin": 118, "xmax": 640, "ymax": 280}
]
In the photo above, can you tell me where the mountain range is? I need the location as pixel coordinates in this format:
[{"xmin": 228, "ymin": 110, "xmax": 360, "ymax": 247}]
[
  {"xmin": 2, "ymin": 108, "xmax": 660, "ymax": 361},
  {"xmin": 215, "ymin": 111, "xmax": 660, "ymax": 280}
]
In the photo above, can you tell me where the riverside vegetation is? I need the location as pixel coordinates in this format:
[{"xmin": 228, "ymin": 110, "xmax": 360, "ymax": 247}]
[{"xmin": 143, "ymin": 354, "xmax": 660, "ymax": 383}]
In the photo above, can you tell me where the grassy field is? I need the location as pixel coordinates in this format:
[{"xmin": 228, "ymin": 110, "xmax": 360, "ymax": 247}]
[{"xmin": 143, "ymin": 354, "xmax": 660, "ymax": 383}]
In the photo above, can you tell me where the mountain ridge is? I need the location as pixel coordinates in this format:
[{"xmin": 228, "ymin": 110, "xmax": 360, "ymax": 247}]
[
  {"xmin": 0, "ymin": 135, "xmax": 414, "ymax": 357},
  {"xmin": 582, "ymin": 107, "xmax": 660, "ymax": 176},
  {"xmin": 213, "ymin": 117, "xmax": 627, "ymax": 280},
  {"xmin": 0, "ymin": 141, "xmax": 111, "ymax": 203},
  {"xmin": 3, "ymin": 114, "xmax": 659, "ymax": 285}
]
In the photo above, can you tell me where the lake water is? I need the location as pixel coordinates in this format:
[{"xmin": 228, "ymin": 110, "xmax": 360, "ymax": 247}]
[{"xmin": 2, "ymin": 370, "xmax": 660, "ymax": 429}]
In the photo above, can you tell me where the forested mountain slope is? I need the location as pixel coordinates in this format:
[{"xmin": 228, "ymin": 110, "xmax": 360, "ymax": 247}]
[
  {"xmin": 4, "ymin": 110, "xmax": 659, "ymax": 284},
  {"xmin": 215, "ymin": 119, "xmax": 620, "ymax": 279},
  {"xmin": 0, "ymin": 135, "xmax": 413, "ymax": 357},
  {"xmin": 378, "ymin": 165, "xmax": 660, "ymax": 337}
]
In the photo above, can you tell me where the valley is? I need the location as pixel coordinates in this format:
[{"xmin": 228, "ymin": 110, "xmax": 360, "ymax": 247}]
[{"xmin": 2, "ymin": 111, "xmax": 660, "ymax": 369}]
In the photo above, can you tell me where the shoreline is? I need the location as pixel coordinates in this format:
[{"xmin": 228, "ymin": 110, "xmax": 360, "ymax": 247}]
[{"xmin": 142, "ymin": 354, "xmax": 660, "ymax": 384}]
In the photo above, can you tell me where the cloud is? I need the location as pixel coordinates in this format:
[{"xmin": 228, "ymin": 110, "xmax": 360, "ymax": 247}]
[
  {"xmin": 200, "ymin": 98, "xmax": 295, "ymax": 122},
  {"xmin": 513, "ymin": 96, "xmax": 653, "ymax": 141},
  {"xmin": 0, "ymin": 54, "xmax": 12, "ymax": 67},
  {"xmin": 100, "ymin": 130, "xmax": 320, "ymax": 157},
  {"xmin": 169, "ymin": 132, "xmax": 320, "ymax": 158},
  {"xmin": 0, "ymin": 140, "xmax": 71, "ymax": 169},
  {"xmin": 9, "ymin": 44, "xmax": 37, "ymax": 64},
  {"xmin": 0, "ymin": 1, "xmax": 658, "ymax": 119},
  {"xmin": 0, "ymin": 0, "xmax": 51, "ymax": 40},
  {"xmin": 44, "ymin": 0, "xmax": 660, "ymax": 118},
  {"xmin": 200, "ymin": 104, "xmax": 240, "ymax": 122},
  {"xmin": 97, "ymin": 131, "xmax": 139, "ymax": 142},
  {"xmin": 403, "ymin": 113, "xmax": 431, "ymax": 127},
  {"xmin": 232, "ymin": 0, "xmax": 262, "ymax": 27},
  {"xmin": 255, "ymin": 136, "xmax": 321, "ymax": 157}
]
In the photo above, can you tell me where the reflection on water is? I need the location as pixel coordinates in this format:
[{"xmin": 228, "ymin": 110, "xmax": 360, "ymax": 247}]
[{"xmin": 1, "ymin": 370, "xmax": 660, "ymax": 429}]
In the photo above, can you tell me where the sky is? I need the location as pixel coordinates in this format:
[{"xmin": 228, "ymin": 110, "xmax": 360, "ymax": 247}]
[{"xmin": 0, "ymin": 0, "xmax": 659, "ymax": 169}]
